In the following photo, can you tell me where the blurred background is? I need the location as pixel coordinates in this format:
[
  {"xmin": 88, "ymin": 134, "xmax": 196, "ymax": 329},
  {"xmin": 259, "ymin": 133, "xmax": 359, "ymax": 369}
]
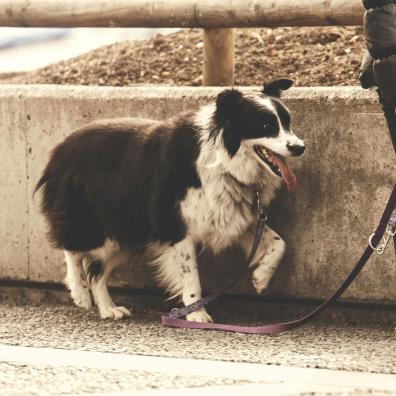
[{"xmin": 0, "ymin": 27, "xmax": 177, "ymax": 74}]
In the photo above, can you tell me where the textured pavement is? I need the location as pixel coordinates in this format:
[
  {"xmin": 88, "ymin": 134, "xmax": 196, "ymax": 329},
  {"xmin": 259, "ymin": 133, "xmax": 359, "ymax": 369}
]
[
  {"xmin": 0, "ymin": 360, "xmax": 249, "ymax": 396},
  {"xmin": 2, "ymin": 344, "xmax": 396, "ymax": 396},
  {"xmin": 1, "ymin": 294, "xmax": 396, "ymax": 395},
  {"xmin": 1, "ymin": 303, "xmax": 395, "ymax": 374}
]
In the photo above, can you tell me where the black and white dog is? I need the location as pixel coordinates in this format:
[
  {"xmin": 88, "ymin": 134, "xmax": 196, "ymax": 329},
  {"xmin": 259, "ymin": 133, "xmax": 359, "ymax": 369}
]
[{"xmin": 35, "ymin": 79, "xmax": 305, "ymax": 323}]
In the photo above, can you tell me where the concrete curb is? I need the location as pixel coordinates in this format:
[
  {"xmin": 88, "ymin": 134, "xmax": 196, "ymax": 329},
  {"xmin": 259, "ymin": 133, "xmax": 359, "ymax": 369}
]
[
  {"xmin": 0, "ymin": 85, "xmax": 394, "ymax": 303},
  {"xmin": 2, "ymin": 283, "xmax": 396, "ymax": 325}
]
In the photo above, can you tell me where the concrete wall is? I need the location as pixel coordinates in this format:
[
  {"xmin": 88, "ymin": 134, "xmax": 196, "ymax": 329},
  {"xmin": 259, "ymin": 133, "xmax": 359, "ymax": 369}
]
[{"xmin": 0, "ymin": 85, "xmax": 394, "ymax": 303}]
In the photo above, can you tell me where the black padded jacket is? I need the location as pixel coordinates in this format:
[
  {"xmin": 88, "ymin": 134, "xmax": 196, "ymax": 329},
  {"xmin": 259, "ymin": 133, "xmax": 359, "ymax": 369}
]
[{"xmin": 360, "ymin": 0, "xmax": 396, "ymax": 106}]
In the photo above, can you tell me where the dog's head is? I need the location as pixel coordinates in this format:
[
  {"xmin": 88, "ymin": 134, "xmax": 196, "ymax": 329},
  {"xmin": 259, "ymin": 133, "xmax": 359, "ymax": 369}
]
[{"xmin": 211, "ymin": 79, "xmax": 305, "ymax": 191}]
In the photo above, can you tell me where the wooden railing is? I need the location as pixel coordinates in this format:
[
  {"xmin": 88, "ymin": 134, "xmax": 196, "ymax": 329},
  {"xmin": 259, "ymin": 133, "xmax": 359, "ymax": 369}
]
[{"xmin": 0, "ymin": 0, "xmax": 364, "ymax": 85}]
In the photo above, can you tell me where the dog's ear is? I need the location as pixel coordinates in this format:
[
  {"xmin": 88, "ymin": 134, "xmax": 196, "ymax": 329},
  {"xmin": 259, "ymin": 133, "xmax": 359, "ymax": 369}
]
[
  {"xmin": 216, "ymin": 89, "xmax": 243, "ymax": 116},
  {"xmin": 262, "ymin": 79, "xmax": 293, "ymax": 98}
]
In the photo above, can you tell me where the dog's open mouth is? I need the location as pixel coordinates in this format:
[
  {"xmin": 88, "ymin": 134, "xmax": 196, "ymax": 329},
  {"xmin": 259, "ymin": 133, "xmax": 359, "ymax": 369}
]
[{"xmin": 254, "ymin": 145, "xmax": 296, "ymax": 191}]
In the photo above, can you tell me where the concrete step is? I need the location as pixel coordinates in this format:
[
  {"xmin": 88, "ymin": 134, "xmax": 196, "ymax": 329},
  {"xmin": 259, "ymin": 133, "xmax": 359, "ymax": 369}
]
[
  {"xmin": 1, "ymin": 298, "xmax": 396, "ymax": 395},
  {"xmin": 0, "ymin": 84, "xmax": 394, "ymax": 303}
]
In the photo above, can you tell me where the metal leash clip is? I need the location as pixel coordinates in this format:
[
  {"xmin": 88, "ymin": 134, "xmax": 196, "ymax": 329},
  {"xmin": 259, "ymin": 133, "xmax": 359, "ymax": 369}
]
[
  {"xmin": 255, "ymin": 189, "xmax": 265, "ymax": 214},
  {"xmin": 256, "ymin": 190, "xmax": 262, "ymax": 212},
  {"xmin": 369, "ymin": 223, "xmax": 396, "ymax": 255},
  {"xmin": 255, "ymin": 189, "xmax": 268, "ymax": 227}
]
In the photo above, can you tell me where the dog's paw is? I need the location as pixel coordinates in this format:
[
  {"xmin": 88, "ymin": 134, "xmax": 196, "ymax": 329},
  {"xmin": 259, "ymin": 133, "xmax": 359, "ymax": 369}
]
[
  {"xmin": 71, "ymin": 289, "xmax": 92, "ymax": 310},
  {"xmin": 252, "ymin": 266, "xmax": 274, "ymax": 294},
  {"xmin": 100, "ymin": 306, "xmax": 132, "ymax": 320},
  {"xmin": 186, "ymin": 308, "xmax": 213, "ymax": 323}
]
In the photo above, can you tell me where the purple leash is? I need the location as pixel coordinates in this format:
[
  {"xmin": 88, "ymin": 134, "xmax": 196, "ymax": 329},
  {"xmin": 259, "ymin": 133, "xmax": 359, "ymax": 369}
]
[{"xmin": 162, "ymin": 184, "xmax": 396, "ymax": 334}]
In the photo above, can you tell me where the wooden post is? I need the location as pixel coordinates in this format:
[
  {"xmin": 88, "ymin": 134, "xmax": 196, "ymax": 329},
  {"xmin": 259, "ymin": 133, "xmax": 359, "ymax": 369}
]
[{"xmin": 203, "ymin": 28, "xmax": 235, "ymax": 86}]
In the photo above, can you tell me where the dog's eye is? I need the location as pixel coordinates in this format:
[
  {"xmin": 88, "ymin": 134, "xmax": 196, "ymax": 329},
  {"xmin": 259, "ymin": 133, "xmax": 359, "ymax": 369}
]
[{"xmin": 263, "ymin": 123, "xmax": 269, "ymax": 128}]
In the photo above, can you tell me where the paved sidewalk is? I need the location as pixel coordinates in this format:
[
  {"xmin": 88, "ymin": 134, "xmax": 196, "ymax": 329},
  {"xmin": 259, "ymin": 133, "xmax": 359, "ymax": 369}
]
[
  {"xmin": 1, "ymin": 344, "xmax": 396, "ymax": 396},
  {"xmin": 0, "ymin": 301, "xmax": 395, "ymax": 395},
  {"xmin": 1, "ymin": 302, "xmax": 396, "ymax": 373}
]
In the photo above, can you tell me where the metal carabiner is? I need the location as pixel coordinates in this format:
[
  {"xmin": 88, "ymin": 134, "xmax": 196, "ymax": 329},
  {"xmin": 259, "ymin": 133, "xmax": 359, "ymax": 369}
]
[{"xmin": 369, "ymin": 225, "xmax": 396, "ymax": 255}]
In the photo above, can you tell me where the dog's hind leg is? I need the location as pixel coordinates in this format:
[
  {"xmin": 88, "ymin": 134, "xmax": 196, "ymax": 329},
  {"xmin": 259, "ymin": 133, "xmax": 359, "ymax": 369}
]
[
  {"xmin": 64, "ymin": 250, "xmax": 92, "ymax": 310},
  {"xmin": 239, "ymin": 226, "xmax": 286, "ymax": 294},
  {"xmin": 85, "ymin": 246, "xmax": 131, "ymax": 320}
]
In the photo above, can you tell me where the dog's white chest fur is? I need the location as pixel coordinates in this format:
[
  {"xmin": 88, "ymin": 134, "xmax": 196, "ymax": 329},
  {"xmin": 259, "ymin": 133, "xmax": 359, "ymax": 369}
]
[{"xmin": 180, "ymin": 176, "xmax": 255, "ymax": 253}]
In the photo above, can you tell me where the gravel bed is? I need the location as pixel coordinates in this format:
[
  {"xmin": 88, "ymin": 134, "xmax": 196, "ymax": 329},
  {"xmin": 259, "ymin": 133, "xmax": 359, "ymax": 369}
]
[{"xmin": 2, "ymin": 27, "xmax": 365, "ymax": 87}]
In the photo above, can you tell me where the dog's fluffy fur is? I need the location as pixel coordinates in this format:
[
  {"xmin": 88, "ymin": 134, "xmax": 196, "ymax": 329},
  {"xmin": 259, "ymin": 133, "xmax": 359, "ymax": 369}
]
[{"xmin": 35, "ymin": 79, "xmax": 305, "ymax": 322}]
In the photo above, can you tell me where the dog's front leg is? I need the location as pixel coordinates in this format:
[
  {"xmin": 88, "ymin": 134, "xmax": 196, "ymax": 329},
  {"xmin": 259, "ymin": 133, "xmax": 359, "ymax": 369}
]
[
  {"xmin": 176, "ymin": 238, "xmax": 213, "ymax": 323},
  {"xmin": 239, "ymin": 226, "xmax": 286, "ymax": 293}
]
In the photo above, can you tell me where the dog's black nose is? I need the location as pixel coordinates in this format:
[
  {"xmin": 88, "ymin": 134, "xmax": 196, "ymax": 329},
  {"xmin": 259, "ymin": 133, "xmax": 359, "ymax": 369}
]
[{"xmin": 287, "ymin": 143, "xmax": 305, "ymax": 156}]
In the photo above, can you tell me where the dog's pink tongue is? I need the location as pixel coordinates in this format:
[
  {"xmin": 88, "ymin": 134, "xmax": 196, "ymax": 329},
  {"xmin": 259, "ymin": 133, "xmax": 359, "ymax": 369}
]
[{"xmin": 271, "ymin": 152, "xmax": 296, "ymax": 192}]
